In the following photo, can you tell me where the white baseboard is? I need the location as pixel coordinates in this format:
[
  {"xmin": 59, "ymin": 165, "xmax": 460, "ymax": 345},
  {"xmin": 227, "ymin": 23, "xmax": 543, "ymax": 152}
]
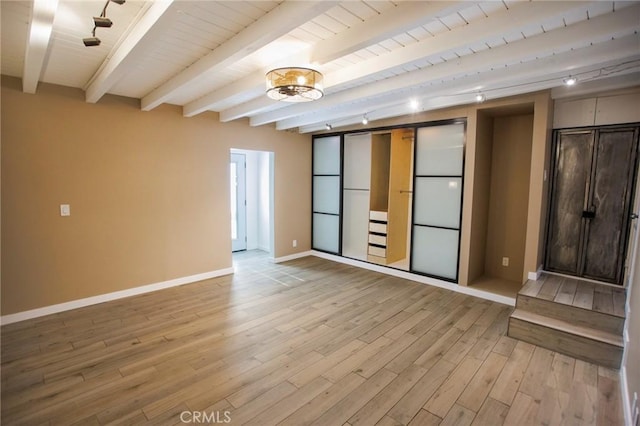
[
  {"xmin": 621, "ymin": 365, "xmax": 633, "ymax": 426},
  {"xmin": 0, "ymin": 268, "xmax": 234, "ymax": 326},
  {"xmin": 311, "ymin": 251, "xmax": 516, "ymax": 306},
  {"xmin": 273, "ymin": 251, "xmax": 313, "ymax": 263}
]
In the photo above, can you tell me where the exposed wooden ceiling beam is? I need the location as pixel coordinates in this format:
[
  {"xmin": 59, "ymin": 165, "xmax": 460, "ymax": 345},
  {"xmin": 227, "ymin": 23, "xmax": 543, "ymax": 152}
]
[
  {"xmin": 183, "ymin": 1, "xmax": 466, "ymax": 118},
  {"xmin": 141, "ymin": 1, "xmax": 338, "ymax": 112},
  {"xmin": 297, "ymin": 36, "xmax": 640, "ymax": 132},
  {"xmin": 239, "ymin": 0, "xmax": 593, "ymax": 126},
  {"xmin": 84, "ymin": 0, "xmax": 175, "ymax": 103},
  {"xmin": 22, "ymin": 0, "xmax": 58, "ymax": 94},
  {"xmin": 310, "ymin": 1, "xmax": 468, "ymax": 64},
  {"xmin": 260, "ymin": 5, "xmax": 640, "ymax": 129}
]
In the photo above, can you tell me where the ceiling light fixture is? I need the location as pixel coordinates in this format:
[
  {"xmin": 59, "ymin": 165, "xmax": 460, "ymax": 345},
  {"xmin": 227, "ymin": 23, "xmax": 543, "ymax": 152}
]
[
  {"xmin": 563, "ymin": 76, "xmax": 577, "ymax": 86},
  {"xmin": 475, "ymin": 93, "xmax": 486, "ymax": 103},
  {"xmin": 362, "ymin": 114, "xmax": 369, "ymax": 125},
  {"xmin": 325, "ymin": 124, "xmax": 332, "ymax": 130},
  {"xmin": 409, "ymin": 99, "xmax": 419, "ymax": 111},
  {"xmin": 93, "ymin": 16, "xmax": 113, "ymax": 27},
  {"xmin": 265, "ymin": 67, "xmax": 324, "ymax": 102},
  {"xmin": 83, "ymin": 28, "xmax": 101, "ymax": 46},
  {"xmin": 83, "ymin": 0, "xmax": 125, "ymax": 47}
]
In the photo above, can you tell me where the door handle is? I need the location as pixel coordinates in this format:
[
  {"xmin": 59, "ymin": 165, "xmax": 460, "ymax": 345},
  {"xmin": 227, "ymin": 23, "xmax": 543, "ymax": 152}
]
[{"xmin": 582, "ymin": 207, "xmax": 596, "ymax": 219}]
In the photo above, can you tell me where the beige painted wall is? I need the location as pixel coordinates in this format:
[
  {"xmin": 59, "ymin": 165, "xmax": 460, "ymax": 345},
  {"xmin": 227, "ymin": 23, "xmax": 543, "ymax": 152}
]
[
  {"xmin": 466, "ymin": 112, "xmax": 494, "ymax": 283},
  {"xmin": 1, "ymin": 77, "xmax": 311, "ymax": 315},
  {"xmin": 485, "ymin": 114, "xmax": 533, "ymax": 282}
]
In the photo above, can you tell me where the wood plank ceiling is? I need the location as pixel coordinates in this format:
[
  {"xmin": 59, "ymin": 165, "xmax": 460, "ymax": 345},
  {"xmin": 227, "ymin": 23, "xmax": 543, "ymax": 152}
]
[{"xmin": 2, "ymin": 1, "xmax": 639, "ymax": 133}]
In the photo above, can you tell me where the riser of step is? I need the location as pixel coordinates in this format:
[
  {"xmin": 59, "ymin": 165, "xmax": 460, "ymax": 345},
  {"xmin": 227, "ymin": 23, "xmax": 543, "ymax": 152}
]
[
  {"xmin": 516, "ymin": 294, "xmax": 625, "ymax": 335},
  {"xmin": 508, "ymin": 315, "xmax": 622, "ymax": 369}
]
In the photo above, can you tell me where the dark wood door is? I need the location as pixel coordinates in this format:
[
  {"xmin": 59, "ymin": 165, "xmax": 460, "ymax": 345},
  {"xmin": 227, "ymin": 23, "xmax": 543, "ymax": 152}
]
[{"xmin": 545, "ymin": 125, "xmax": 639, "ymax": 284}]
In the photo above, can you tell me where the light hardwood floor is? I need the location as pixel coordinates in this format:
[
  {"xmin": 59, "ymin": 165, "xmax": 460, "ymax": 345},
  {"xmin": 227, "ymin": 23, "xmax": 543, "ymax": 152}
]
[{"xmin": 1, "ymin": 251, "xmax": 623, "ymax": 425}]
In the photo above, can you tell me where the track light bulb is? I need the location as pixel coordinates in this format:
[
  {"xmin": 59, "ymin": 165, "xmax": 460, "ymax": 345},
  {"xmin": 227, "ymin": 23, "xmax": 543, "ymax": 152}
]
[
  {"xmin": 362, "ymin": 115, "xmax": 368, "ymax": 125},
  {"xmin": 563, "ymin": 76, "xmax": 577, "ymax": 86},
  {"xmin": 325, "ymin": 124, "xmax": 332, "ymax": 130},
  {"xmin": 475, "ymin": 93, "xmax": 486, "ymax": 103},
  {"xmin": 83, "ymin": 37, "xmax": 101, "ymax": 47},
  {"xmin": 93, "ymin": 16, "xmax": 113, "ymax": 27}
]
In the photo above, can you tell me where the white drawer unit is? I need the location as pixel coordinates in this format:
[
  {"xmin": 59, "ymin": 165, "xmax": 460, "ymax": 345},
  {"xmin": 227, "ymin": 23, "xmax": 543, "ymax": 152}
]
[
  {"xmin": 369, "ymin": 210, "xmax": 388, "ymax": 222},
  {"xmin": 368, "ymin": 245, "xmax": 386, "ymax": 257},
  {"xmin": 368, "ymin": 209, "xmax": 389, "ymax": 264},
  {"xmin": 368, "ymin": 234, "xmax": 387, "ymax": 246},
  {"xmin": 369, "ymin": 222, "xmax": 387, "ymax": 234}
]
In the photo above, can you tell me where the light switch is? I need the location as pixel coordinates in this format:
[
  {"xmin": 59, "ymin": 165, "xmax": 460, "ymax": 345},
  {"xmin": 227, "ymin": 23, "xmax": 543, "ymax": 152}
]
[{"xmin": 60, "ymin": 204, "xmax": 71, "ymax": 216}]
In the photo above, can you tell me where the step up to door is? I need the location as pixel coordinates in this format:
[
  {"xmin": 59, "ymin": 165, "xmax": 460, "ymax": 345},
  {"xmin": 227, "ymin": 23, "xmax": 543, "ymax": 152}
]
[
  {"xmin": 508, "ymin": 309, "xmax": 623, "ymax": 369},
  {"xmin": 517, "ymin": 274, "xmax": 625, "ymax": 334}
]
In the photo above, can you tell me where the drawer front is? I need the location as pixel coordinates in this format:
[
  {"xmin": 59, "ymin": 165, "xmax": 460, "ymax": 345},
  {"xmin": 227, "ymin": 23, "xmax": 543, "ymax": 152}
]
[
  {"xmin": 368, "ymin": 234, "xmax": 387, "ymax": 246},
  {"xmin": 369, "ymin": 222, "xmax": 387, "ymax": 234},
  {"xmin": 368, "ymin": 245, "xmax": 386, "ymax": 257},
  {"xmin": 369, "ymin": 210, "xmax": 388, "ymax": 222}
]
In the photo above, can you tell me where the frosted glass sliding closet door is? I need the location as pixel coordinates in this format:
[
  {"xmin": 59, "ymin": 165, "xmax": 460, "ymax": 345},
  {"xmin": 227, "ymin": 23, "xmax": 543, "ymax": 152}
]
[
  {"xmin": 411, "ymin": 123, "xmax": 465, "ymax": 281},
  {"xmin": 342, "ymin": 133, "xmax": 372, "ymax": 260},
  {"xmin": 312, "ymin": 136, "xmax": 342, "ymax": 253}
]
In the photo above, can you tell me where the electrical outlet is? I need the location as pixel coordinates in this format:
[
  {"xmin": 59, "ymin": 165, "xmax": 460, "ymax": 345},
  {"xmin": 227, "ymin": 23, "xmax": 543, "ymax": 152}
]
[
  {"xmin": 60, "ymin": 204, "xmax": 71, "ymax": 216},
  {"xmin": 293, "ymin": 240, "xmax": 297, "ymax": 248},
  {"xmin": 502, "ymin": 257, "xmax": 509, "ymax": 267}
]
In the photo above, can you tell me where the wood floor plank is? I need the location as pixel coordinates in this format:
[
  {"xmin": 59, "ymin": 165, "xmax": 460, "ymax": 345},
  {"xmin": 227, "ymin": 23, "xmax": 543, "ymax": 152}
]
[
  {"xmin": 573, "ymin": 282, "xmax": 595, "ymax": 310},
  {"xmin": 537, "ymin": 275, "xmax": 563, "ymax": 301},
  {"xmin": 592, "ymin": 285, "xmax": 614, "ymax": 315},
  {"xmin": 280, "ymin": 373, "xmax": 366, "ymax": 426},
  {"xmin": 310, "ymin": 368, "xmax": 397, "ymax": 426},
  {"xmin": 0, "ymin": 253, "xmax": 625, "ymax": 425},
  {"xmin": 456, "ymin": 352, "xmax": 508, "ymax": 412},
  {"xmin": 611, "ymin": 289, "xmax": 626, "ymax": 317},
  {"xmin": 424, "ymin": 356, "xmax": 483, "ymax": 419},
  {"xmin": 518, "ymin": 346, "xmax": 555, "ymax": 399},
  {"xmin": 387, "ymin": 358, "xmax": 457, "ymax": 425},
  {"xmin": 322, "ymin": 336, "xmax": 393, "ymax": 383},
  {"xmin": 289, "ymin": 339, "xmax": 365, "ymax": 387},
  {"xmin": 503, "ymin": 392, "xmax": 540, "ymax": 425},
  {"xmin": 597, "ymin": 376, "xmax": 624, "ymax": 426},
  {"xmin": 471, "ymin": 397, "xmax": 509, "ymax": 426},
  {"xmin": 243, "ymin": 376, "xmax": 333, "ymax": 426},
  {"xmin": 408, "ymin": 409, "xmax": 442, "ymax": 426},
  {"xmin": 489, "ymin": 340, "xmax": 535, "ymax": 405},
  {"xmin": 349, "ymin": 364, "xmax": 429, "ymax": 426},
  {"xmin": 555, "ymin": 278, "xmax": 578, "ymax": 305},
  {"xmin": 440, "ymin": 403, "xmax": 475, "ymax": 426}
]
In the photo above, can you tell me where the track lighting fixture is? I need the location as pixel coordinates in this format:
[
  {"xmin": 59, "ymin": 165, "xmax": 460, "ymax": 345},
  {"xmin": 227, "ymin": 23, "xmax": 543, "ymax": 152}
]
[
  {"xmin": 409, "ymin": 99, "xmax": 419, "ymax": 111},
  {"xmin": 93, "ymin": 16, "xmax": 113, "ymax": 28},
  {"xmin": 563, "ymin": 76, "xmax": 577, "ymax": 86},
  {"xmin": 475, "ymin": 93, "xmax": 486, "ymax": 103},
  {"xmin": 83, "ymin": 27, "xmax": 101, "ymax": 46},
  {"xmin": 362, "ymin": 115, "xmax": 369, "ymax": 125},
  {"xmin": 325, "ymin": 124, "xmax": 332, "ymax": 130},
  {"xmin": 83, "ymin": 0, "xmax": 124, "ymax": 47}
]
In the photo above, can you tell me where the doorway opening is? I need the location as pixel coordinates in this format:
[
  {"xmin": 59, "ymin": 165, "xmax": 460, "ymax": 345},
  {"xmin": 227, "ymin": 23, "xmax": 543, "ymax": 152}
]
[
  {"xmin": 230, "ymin": 149, "xmax": 275, "ymax": 258},
  {"xmin": 545, "ymin": 125, "xmax": 640, "ymax": 285}
]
